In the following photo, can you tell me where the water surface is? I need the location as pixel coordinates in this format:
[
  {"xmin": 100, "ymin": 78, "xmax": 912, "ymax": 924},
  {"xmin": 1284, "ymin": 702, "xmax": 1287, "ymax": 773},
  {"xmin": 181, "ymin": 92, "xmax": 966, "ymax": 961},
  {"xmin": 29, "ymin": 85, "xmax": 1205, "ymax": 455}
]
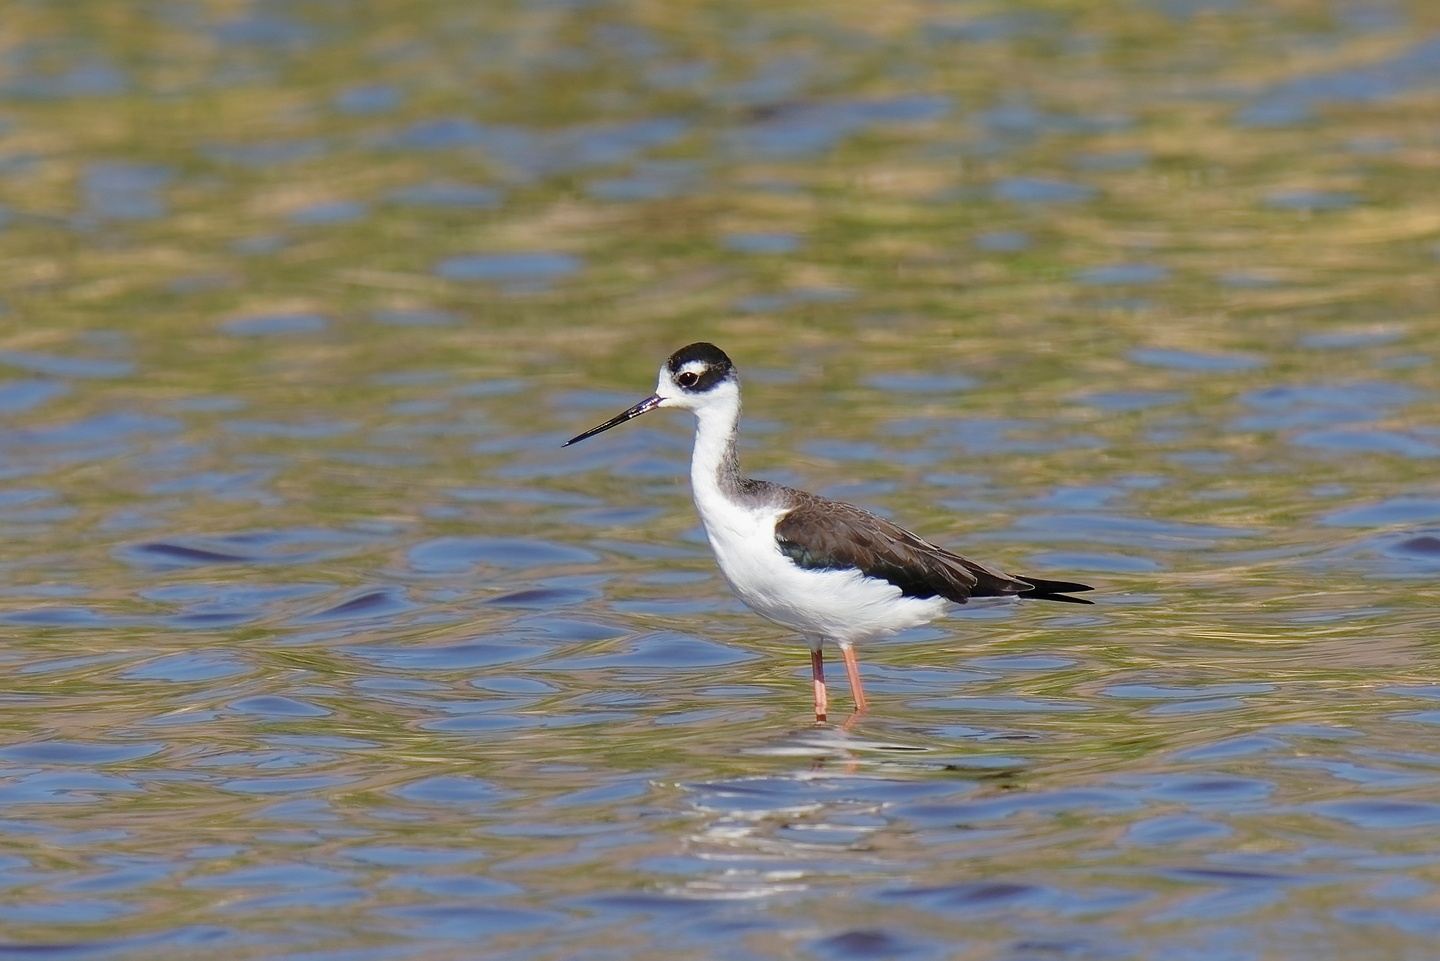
[{"xmin": 1, "ymin": 1, "xmax": 1439, "ymax": 959}]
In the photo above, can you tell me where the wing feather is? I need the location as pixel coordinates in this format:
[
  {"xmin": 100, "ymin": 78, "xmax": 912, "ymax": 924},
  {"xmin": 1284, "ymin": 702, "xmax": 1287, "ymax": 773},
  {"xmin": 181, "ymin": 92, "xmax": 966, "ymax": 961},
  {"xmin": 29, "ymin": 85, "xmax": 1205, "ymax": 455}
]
[{"xmin": 773, "ymin": 495, "xmax": 1034, "ymax": 604}]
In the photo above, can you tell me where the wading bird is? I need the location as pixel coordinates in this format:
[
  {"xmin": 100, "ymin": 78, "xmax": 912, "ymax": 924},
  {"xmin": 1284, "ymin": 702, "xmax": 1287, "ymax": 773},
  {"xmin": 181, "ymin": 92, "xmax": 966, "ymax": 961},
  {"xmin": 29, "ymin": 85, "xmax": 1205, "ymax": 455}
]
[{"xmin": 564, "ymin": 343, "xmax": 1092, "ymax": 721}]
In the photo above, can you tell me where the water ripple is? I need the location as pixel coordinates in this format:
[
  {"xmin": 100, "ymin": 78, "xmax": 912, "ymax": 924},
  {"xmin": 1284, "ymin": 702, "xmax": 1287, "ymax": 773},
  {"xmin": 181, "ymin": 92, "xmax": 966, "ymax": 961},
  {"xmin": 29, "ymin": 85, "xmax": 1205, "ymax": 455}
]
[{"xmin": 1, "ymin": 3, "xmax": 1438, "ymax": 959}]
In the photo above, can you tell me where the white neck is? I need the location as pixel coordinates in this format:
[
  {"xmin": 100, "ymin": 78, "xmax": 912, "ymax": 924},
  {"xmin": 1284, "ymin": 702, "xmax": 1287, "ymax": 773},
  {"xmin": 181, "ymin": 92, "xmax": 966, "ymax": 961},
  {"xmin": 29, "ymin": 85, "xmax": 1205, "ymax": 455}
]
[{"xmin": 688, "ymin": 390, "xmax": 743, "ymax": 513}]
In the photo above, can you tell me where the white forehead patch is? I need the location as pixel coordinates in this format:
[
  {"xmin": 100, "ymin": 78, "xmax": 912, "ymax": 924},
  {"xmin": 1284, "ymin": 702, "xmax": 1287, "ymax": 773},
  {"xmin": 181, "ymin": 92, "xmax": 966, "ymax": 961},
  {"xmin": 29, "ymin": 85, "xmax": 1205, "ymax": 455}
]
[{"xmin": 677, "ymin": 361, "xmax": 707, "ymax": 377}]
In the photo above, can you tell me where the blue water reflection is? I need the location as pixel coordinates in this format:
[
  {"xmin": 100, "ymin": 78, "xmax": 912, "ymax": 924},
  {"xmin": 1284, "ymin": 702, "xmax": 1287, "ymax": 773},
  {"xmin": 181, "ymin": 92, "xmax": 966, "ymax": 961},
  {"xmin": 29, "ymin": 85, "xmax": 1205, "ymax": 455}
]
[{"xmin": 1, "ymin": 1, "xmax": 1439, "ymax": 959}]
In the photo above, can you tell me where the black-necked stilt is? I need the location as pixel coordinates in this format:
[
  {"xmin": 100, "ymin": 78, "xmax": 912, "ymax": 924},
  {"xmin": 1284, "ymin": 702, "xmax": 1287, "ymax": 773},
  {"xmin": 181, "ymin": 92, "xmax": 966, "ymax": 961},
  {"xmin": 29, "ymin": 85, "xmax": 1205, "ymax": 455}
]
[{"xmin": 564, "ymin": 343, "xmax": 1093, "ymax": 722}]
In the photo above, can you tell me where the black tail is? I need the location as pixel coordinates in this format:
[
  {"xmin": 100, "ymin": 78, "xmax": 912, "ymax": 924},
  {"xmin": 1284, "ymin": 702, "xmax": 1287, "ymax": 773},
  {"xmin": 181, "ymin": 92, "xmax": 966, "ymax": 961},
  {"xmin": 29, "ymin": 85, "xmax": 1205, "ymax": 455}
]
[{"xmin": 1017, "ymin": 576, "xmax": 1094, "ymax": 605}]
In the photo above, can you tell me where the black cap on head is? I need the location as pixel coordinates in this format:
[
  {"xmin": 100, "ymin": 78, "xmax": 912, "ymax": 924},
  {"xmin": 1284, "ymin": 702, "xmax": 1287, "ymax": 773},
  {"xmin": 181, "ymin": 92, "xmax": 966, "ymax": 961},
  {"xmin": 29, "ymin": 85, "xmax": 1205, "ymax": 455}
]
[{"xmin": 666, "ymin": 342, "xmax": 735, "ymax": 392}]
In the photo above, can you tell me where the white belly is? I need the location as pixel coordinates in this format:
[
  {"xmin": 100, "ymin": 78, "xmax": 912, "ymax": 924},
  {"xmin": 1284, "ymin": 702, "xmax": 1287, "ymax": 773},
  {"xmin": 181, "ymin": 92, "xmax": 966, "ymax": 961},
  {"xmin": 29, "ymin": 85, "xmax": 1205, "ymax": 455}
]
[{"xmin": 698, "ymin": 502, "xmax": 948, "ymax": 645}]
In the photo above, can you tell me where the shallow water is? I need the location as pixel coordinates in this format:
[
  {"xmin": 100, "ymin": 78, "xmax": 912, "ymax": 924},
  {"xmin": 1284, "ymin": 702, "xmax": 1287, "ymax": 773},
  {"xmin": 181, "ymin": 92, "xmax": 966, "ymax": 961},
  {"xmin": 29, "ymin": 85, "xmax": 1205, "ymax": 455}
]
[{"xmin": 2, "ymin": 1, "xmax": 1440, "ymax": 958}]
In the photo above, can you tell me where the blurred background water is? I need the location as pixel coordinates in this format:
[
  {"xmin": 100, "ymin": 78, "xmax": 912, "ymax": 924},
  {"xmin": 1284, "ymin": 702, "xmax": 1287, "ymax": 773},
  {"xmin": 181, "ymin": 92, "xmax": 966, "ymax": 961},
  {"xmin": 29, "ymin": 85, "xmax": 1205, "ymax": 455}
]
[{"xmin": 1, "ymin": 0, "xmax": 1439, "ymax": 958}]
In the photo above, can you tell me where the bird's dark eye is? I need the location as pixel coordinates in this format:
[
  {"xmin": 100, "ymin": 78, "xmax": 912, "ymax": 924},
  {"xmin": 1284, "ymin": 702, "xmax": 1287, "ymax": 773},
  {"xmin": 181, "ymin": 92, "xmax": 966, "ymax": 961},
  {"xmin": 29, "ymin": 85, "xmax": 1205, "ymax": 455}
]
[{"xmin": 677, "ymin": 370, "xmax": 699, "ymax": 388}]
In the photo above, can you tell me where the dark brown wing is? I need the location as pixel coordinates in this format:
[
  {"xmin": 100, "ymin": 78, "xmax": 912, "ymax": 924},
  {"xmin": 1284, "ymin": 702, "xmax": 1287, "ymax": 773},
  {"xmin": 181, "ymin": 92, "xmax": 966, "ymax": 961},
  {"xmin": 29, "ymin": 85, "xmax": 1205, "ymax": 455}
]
[{"xmin": 773, "ymin": 493, "xmax": 1040, "ymax": 604}]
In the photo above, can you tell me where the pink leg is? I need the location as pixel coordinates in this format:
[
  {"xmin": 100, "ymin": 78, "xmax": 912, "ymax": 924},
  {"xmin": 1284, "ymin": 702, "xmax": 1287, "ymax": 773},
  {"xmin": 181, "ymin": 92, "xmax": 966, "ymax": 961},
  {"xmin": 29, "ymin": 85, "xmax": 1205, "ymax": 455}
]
[
  {"xmin": 841, "ymin": 644, "xmax": 868, "ymax": 714},
  {"xmin": 811, "ymin": 648, "xmax": 827, "ymax": 722}
]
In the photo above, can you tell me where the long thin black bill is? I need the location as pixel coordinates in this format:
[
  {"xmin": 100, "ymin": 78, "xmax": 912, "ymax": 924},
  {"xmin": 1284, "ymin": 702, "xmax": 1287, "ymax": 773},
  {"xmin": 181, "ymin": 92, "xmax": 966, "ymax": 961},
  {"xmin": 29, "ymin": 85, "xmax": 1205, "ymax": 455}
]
[{"xmin": 562, "ymin": 394, "xmax": 663, "ymax": 447}]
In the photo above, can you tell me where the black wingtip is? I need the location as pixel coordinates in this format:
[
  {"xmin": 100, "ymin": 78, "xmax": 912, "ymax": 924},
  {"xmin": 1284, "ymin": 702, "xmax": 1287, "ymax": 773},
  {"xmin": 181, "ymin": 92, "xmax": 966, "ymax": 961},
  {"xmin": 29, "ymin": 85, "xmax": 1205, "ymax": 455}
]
[
  {"xmin": 1022, "ymin": 592, "xmax": 1095, "ymax": 605},
  {"xmin": 1017, "ymin": 575, "xmax": 1095, "ymax": 605}
]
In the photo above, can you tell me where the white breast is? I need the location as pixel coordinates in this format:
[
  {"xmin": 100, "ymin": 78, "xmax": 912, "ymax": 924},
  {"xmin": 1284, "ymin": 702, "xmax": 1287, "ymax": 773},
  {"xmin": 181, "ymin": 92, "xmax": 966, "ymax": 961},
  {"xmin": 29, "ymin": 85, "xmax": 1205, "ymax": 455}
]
[
  {"xmin": 693, "ymin": 493, "xmax": 948, "ymax": 645},
  {"xmin": 679, "ymin": 386, "xmax": 948, "ymax": 646}
]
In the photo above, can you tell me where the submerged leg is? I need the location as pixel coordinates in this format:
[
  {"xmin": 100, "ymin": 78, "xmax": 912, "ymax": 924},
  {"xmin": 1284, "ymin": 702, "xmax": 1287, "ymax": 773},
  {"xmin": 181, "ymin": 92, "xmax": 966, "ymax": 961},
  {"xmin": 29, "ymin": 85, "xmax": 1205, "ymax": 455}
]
[
  {"xmin": 839, "ymin": 642, "xmax": 868, "ymax": 714},
  {"xmin": 810, "ymin": 647, "xmax": 827, "ymax": 722}
]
